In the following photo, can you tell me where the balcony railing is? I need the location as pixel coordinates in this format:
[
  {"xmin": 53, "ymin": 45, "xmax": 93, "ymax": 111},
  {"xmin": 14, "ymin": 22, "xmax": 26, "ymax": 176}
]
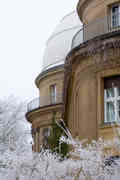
[
  {"xmin": 72, "ymin": 13, "xmax": 120, "ymax": 49},
  {"xmin": 27, "ymin": 93, "xmax": 63, "ymax": 113}
]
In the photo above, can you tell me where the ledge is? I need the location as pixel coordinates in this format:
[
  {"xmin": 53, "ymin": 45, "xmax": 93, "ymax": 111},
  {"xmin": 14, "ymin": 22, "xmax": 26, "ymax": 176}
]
[
  {"xmin": 35, "ymin": 64, "xmax": 64, "ymax": 88},
  {"xmin": 63, "ymin": 29, "xmax": 120, "ymax": 120},
  {"xmin": 100, "ymin": 122, "xmax": 120, "ymax": 129},
  {"xmin": 77, "ymin": 0, "xmax": 93, "ymax": 21},
  {"xmin": 26, "ymin": 103, "xmax": 63, "ymax": 123}
]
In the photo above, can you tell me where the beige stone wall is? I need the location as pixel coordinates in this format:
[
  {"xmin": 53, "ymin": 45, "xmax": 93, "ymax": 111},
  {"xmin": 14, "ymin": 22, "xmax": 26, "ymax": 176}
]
[
  {"xmin": 36, "ymin": 68, "xmax": 64, "ymax": 107},
  {"xmin": 39, "ymin": 71, "xmax": 64, "ymax": 98},
  {"xmin": 65, "ymin": 35, "xmax": 120, "ymax": 142},
  {"xmin": 78, "ymin": 0, "xmax": 120, "ymax": 23},
  {"xmin": 67, "ymin": 59, "xmax": 97, "ymax": 140},
  {"xmin": 27, "ymin": 103, "xmax": 63, "ymax": 152},
  {"xmin": 26, "ymin": 66, "xmax": 64, "ymax": 152}
]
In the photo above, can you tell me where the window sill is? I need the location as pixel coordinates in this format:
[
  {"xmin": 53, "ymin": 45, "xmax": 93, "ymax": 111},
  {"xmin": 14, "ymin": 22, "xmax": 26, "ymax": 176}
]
[{"xmin": 100, "ymin": 122, "xmax": 120, "ymax": 129}]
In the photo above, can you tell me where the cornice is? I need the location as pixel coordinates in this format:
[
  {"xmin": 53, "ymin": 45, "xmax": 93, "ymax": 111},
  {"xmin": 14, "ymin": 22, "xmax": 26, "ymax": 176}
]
[
  {"xmin": 26, "ymin": 103, "xmax": 63, "ymax": 123},
  {"xmin": 77, "ymin": 0, "xmax": 93, "ymax": 21},
  {"xmin": 35, "ymin": 64, "xmax": 64, "ymax": 88},
  {"xmin": 63, "ymin": 30, "xmax": 120, "ymax": 120}
]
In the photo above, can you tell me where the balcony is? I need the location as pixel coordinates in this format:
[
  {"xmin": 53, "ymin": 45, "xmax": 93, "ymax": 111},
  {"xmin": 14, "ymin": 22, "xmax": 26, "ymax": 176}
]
[
  {"xmin": 27, "ymin": 93, "xmax": 63, "ymax": 113},
  {"xmin": 72, "ymin": 13, "xmax": 120, "ymax": 48}
]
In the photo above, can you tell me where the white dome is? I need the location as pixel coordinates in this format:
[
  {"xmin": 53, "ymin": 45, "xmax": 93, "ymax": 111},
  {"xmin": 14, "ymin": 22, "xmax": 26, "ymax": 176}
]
[{"xmin": 42, "ymin": 11, "xmax": 82, "ymax": 71}]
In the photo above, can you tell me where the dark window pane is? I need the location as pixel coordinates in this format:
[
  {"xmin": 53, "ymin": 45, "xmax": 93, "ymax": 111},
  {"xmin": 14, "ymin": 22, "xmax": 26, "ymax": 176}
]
[
  {"xmin": 112, "ymin": 6, "xmax": 119, "ymax": 13},
  {"xmin": 106, "ymin": 88, "xmax": 114, "ymax": 98},
  {"xmin": 112, "ymin": 6, "xmax": 120, "ymax": 28},
  {"xmin": 104, "ymin": 76, "xmax": 120, "ymax": 89},
  {"xmin": 117, "ymin": 100, "xmax": 120, "ymax": 120},
  {"xmin": 117, "ymin": 87, "xmax": 120, "ymax": 96},
  {"xmin": 112, "ymin": 14, "xmax": 119, "ymax": 27}
]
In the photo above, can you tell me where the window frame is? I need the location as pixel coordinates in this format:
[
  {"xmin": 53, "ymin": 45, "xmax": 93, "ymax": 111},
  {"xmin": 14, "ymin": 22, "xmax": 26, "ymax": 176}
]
[
  {"xmin": 111, "ymin": 3, "xmax": 120, "ymax": 28},
  {"xmin": 97, "ymin": 68, "xmax": 120, "ymax": 129},
  {"xmin": 50, "ymin": 84, "xmax": 56, "ymax": 104},
  {"xmin": 104, "ymin": 86, "xmax": 120, "ymax": 123}
]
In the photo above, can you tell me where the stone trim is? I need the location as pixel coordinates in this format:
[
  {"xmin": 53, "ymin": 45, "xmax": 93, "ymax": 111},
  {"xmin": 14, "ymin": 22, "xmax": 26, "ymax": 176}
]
[
  {"xmin": 26, "ymin": 103, "xmax": 63, "ymax": 123},
  {"xmin": 97, "ymin": 67, "xmax": 120, "ymax": 128},
  {"xmin": 77, "ymin": 0, "xmax": 93, "ymax": 21},
  {"xmin": 35, "ymin": 64, "xmax": 64, "ymax": 88},
  {"xmin": 63, "ymin": 31, "xmax": 120, "ymax": 120}
]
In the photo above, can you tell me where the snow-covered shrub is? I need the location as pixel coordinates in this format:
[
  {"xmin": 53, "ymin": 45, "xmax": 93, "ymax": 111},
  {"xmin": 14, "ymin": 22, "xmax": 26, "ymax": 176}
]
[
  {"xmin": 1, "ymin": 136, "xmax": 120, "ymax": 180},
  {"xmin": 1, "ymin": 120, "xmax": 120, "ymax": 180},
  {"xmin": 0, "ymin": 98, "xmax": 120, "ymax": 180},
  {"xmin": 0, "ymin": 96, "xmax": 31, "ymax": 153}
]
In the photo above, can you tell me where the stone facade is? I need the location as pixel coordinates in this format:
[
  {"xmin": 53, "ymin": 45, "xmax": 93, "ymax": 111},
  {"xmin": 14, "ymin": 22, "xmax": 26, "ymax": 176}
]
[
  {"xmin": 77, "ymin": 0, "xmax": 120, "ymax": 23},
  {"xmin": 64, "ymin": 0, "xmax": 120, "ymax": 143},
  {"xmin": 35, "ymin": 65, "xmax": 64, "ymax": 98},
  {"xmin": 26, "ymin": 65, "xmax": 64, "ymax": 152},
  {"xmin": 64, "ymin": 33, "xmax": 120, "ymax": 141},
  {"xmin": 26, "ymin": 0, "xmax": 120, "ymax": 152}
]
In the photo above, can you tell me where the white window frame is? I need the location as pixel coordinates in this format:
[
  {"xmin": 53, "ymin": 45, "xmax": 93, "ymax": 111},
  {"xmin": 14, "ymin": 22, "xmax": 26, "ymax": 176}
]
[
  {"xmin": 50, "ymin": 84, "xmax": 56, "ymax": 104},
  {"xmin": 111, "ymin": 4, "xmax": 120, "ymax": 28},
  {"xmin": 104, "ymin": 87, "xmax": 120, "ymax": 123}
]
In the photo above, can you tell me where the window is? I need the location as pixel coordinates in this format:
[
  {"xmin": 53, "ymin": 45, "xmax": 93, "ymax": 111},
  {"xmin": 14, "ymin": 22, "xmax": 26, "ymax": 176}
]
[
  {"xmin": 104, "ymin": 76, "xmax": 120, "ymax": 123},
  {"xmin": 50, "ymin": 84, "xmax": 56, "ymax": 104},
  {"xmin": 42, "ymin": 128, "xmax": 50, "ymax": 148},
  {"xmin": 111, "ymin": 4, "xmax": 120, "ymax": 28}
]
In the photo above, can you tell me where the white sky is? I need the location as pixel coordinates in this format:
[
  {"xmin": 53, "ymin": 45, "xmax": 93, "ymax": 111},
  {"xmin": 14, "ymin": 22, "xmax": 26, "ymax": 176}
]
[{"xmin": 0, "ymin": 0, "xmax": 78, "ymax": 102}]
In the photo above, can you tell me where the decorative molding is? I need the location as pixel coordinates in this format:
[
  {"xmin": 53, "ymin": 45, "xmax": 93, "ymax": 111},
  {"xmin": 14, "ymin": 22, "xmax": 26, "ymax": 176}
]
[
  {"xmin": 77, "ymin": 0, "xmax": 93, "ymax": 21},
  {"xmin": 35, "ymin": 65, "xmax": 64, "ymax": 88},
  {"xmin": 63, "ymin": 36, "xmax": 120, "ymax": 120},
  {"xmin": 96, "ymin": 67, "xmax": 120, "ymax": 140},
  {"xmin": 26, "ymin": 103, "xmax": 63, "ymax": 122}
]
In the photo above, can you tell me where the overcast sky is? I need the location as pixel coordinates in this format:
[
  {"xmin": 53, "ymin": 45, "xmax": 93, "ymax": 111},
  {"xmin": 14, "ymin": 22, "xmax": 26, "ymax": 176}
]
[{"xmin": 0, "ymin": 0, "xmax": 78, "ymax": 102}]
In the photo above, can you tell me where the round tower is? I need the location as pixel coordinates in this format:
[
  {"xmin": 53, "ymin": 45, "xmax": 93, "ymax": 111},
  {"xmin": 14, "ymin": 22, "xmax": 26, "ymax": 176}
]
[
  {"xmin": 77, "ymin": 0, "xmax": 120, "ymax": 23},
  {"xmin": 69, "ymin": 0, "xmax": 120, "ymax": 47},
  {"xmin": 26, "ymin": 11, "xmax": 82, "ymax": 152}
]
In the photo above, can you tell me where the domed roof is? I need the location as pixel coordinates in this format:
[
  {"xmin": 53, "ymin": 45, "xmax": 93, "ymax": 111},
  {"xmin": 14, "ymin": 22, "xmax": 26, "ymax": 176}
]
[{"xmin": 42, "ymin": 11, "xmax": 82, "ymax": 72}]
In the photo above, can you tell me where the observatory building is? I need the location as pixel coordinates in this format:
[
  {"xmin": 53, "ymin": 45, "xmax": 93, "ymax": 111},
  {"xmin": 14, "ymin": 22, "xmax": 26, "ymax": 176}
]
[
  {"xmin": 27, "ymin": 0, "xmax": 120, "ymax": 152},
  {"xmin": 26, "ymin": 11, "xmax": 82, "ymax": 151}
]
